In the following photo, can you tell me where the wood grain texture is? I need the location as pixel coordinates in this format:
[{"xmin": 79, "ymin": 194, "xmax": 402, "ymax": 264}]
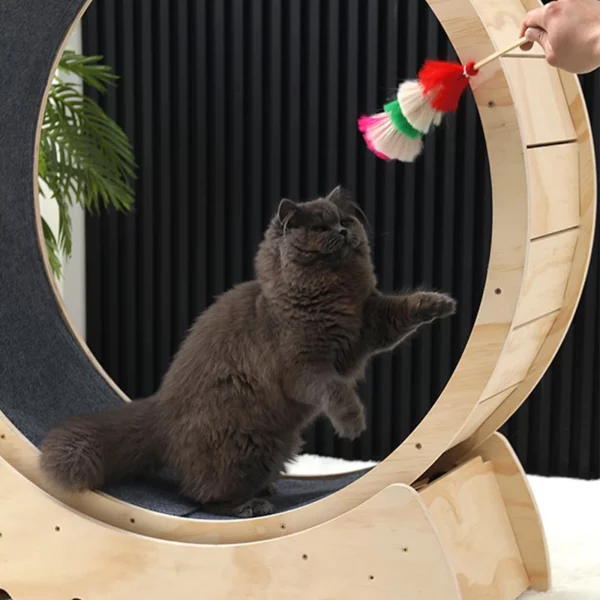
[
  {"xmin": 514, "ymin": 228, "xmax": 579, "ymax": 326},
  {"xmin": 502, "ymin": 56, "xmax": 576, "ymax": 145},
  {"xmin": 452, "ymin": 386, "xmax": 518, "ymax": 446},
  {"xmin": 421, "ymin": 433, "xmax": 549, "ymax": 594},
  {"xmin": 0, "ymin": 457, "xmax": 461, "ymax": 600},
  {"xmin": 482, "ymin": 311, "xmax": 558, "ymax": 399},
  {"xmin": 420, "ymin": 457, "xmax": 530, "ymax": 600},
  {"xmin": 475, "ymin": 433, "xmax": 550, "ymax": 591},
  {"xmin": 528, "ymin": 143, "xmax": 580, "ymax": 239}
]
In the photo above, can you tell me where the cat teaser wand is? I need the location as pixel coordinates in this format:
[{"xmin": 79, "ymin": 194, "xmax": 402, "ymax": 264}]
[{"xmin": 358, "ymin": 36, "xmax": 527, "ymax": 162}]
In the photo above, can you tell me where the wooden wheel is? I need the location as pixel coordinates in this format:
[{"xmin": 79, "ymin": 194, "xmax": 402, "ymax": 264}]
[{"xmin": 0, "ymin": 0, "xmax": 594, "ymax": 548}]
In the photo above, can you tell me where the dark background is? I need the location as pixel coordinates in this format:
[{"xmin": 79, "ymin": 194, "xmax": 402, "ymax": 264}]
[{"xmin": 82, "ymin": 0, "xmax": 599, "ymax": 478}]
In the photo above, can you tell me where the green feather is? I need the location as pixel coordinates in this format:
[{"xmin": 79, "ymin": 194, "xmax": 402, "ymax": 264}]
[{"xmin": 383, "ymin": 99, "xmax": 422, "ymax": 139}]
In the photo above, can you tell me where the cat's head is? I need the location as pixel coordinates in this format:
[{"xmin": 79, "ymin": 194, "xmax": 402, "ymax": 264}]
[{"xmin": 256, "ymin": 187, "xmax": 375, "ymax": 292}]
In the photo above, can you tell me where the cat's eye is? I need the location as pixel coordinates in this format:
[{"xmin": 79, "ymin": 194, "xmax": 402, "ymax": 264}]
[
  {"xmin": 340, "ymin": 219, "xmax": 351, "ymax": 228},
  {"xmin": 312, "ymin": 224, "xmax": 329, "ymax": 232}
]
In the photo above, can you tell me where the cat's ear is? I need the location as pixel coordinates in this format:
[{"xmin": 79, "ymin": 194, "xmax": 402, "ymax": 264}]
[
  {"xmin": 326, "ymin": 185, "xmax": 366, "ymax": 223},
  {"xmin": 277, "ymin": 198, "xmax": 299, "ymax": 226},
  {"xmin": 326, "ymin": 185, "xmax": 352, "ymax": 213}
]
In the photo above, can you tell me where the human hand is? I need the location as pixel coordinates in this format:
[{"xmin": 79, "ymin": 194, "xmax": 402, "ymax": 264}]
[{"xmin": 520, "ymin": 0, "xmax": 600, "ymax": 74}]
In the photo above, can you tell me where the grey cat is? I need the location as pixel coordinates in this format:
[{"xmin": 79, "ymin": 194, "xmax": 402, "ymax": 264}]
[{"xmin": 40, "ymin": 188, "xmax": 456, "ymax": 518}]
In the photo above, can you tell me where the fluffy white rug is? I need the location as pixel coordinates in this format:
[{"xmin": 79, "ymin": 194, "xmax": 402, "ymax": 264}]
[{"xmin": 287, "ymin": 455, "xmax": 600, "ymax": 599}]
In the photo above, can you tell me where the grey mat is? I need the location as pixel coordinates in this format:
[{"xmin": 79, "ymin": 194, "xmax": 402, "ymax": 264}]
[
  {"xmin": 0, "ymin": 0, "xmax": 369, "ymax": 520},
  {"xmin": 104, "ymin": 468, "xmax": 371, "ymax": 519}
]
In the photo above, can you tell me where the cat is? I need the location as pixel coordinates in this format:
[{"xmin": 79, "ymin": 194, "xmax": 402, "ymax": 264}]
[{"xmin": 40, "ymin": 187, "xmax": 456, "ymax": 518}]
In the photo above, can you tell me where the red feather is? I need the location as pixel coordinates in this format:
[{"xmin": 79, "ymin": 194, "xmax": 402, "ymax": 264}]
[{"xmin": 418, "ymin": 59, "xmax": 478, "ymax": 113}]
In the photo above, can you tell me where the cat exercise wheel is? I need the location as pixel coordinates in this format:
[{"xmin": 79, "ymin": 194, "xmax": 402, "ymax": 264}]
[{"xmin": 0, "ymin": 0, "xmax": 595, "ymax": 598}]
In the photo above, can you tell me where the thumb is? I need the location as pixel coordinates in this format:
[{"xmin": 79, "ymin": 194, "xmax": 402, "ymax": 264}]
[{"xmin": 524, "ymin": 26, "xmax": 552, "ymax": 55}]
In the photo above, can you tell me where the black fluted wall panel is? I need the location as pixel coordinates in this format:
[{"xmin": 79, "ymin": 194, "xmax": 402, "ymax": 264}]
[{"xmin": 82, "ymin": 0, "xmax": 599, "ymax": 477}]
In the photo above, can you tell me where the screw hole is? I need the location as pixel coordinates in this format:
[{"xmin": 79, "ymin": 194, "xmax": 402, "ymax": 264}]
[
  {"xmin": 129, "ymin": 518, "xmax": 135, "ymax": 524},
  {"xmin": 487, "ymin": 100, "xmax": 496, "ymax": 108},
  {"xmin": 280, "ymin": 524, "xmax": 286, "ymax": 530},
  {"xmin": 302, "ymin": 554, "xmax": 308, "ymax": 560},
  {"xmin": 369, "ymin": 575, "xmax": 375, "ymax": 581},
  {"xmin": 54, "ymin": 526, "xmax": 60, "ymax": 532},
  {"xmin": 415, "ymin": 443, "xmax": 422, "ymax": 450},
  {"xmin": 403, "ymin": 547, "xmax": 409, "ymax": 552},
  {"xmin": 0, "ymin": 434, "xmax": 5, "ymax": 439},
  {"xmin": 495, "ymin": 288, "xmax": 502, "ymax": 295}
]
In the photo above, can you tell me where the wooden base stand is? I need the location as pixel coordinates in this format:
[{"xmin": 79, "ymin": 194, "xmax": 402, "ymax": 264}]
[
  {"xmin": 421, "ymin": 434, "xmax": 550, "ymax": 598},
  {"xmin": 0, "ymin": 433, "xmax": 548, "ymax": 600}
]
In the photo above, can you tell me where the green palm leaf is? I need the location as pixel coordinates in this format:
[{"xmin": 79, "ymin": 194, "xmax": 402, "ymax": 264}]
[{"xmin": 40, "ymin": 50, "xmax": 136, "ymax": 278}]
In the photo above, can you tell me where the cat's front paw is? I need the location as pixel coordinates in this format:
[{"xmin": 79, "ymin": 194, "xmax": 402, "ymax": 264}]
[
  {"xmin": 331, "ymin": 404, "xmax": 367, "ymax": 440},
  {"xmin": 414, "ymin": 292, "xmax": 457, "ymax": 324}
]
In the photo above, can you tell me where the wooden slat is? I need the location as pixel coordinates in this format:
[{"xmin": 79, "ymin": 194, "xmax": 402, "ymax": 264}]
[
  {"xmin": 514, "ymin": 228, "xmax": 579, "ymax": 325},
  {"xmin": 453, "ymin": 386, "xmax": 518, "ymax": 445},
  {"xmin": 528, "ymin": 143, "xmax": 580, "ymax": 238},
  {"xmin": 502, "ymin": 57, "xmax": 576, "ymax": 146},
  {"xmin": 482, "ymin": 312, "xmax": 558, "ymax": 398}
]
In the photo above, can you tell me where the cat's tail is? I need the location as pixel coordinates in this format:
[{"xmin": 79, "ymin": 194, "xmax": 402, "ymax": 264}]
[{"xmin": 39, "ymin": 396, "xmax": 162, "ymax": 492}]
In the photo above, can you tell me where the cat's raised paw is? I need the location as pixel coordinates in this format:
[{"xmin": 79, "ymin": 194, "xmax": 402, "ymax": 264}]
[
  {"xmin": 234, "ymin": 498, "xmax": 275, "ymax": 518},
  {"xmin": 332, "ymin": 404, "xmax": 367, "ymax": 440},
  {"xmin": 414, "ymin": 292, "xmax": 457, "ymax": 324}
]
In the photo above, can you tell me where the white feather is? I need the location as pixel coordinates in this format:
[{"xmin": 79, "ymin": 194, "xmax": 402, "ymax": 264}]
[
  {"xmin": 369, "ymin": 118, "xmax": 423, "ymax": 162},
  {"xmin": 397, "ymin": 80, "xmax": 443, "ymax": 134}
]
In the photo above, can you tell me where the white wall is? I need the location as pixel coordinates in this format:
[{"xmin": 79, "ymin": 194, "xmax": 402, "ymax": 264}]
[
  {"xmin": 61, "ymin": 23, "xmax": 87, "ymax": 340},
  {"xmin": 39, "ymin": 183, "xmax": 63, "ymax": 294},
  {"xmin": 39, "ymin": 23, "xmax": 87, "ymax": 339}
]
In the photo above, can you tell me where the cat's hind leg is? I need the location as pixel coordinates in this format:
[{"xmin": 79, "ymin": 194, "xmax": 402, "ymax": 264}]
[
  {"xmin": 257, "ymin": 482, "xmax": 278, "ymax": 497},
  {"xmin": 201, "ymin": 496, "xmax": 275, "ymax": 518},
  {"xmin": 181, "ymin": 475, "xmax": 277, "ymax": 518},
  {"xmin": 177, "ymin": 435, "xmax": 284, "ymax": 518}
]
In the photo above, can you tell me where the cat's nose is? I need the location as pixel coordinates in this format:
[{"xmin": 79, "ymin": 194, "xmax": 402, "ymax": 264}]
[{"xmin": 337, "ymin": 226, "xmax": 348, "ymax": 237}]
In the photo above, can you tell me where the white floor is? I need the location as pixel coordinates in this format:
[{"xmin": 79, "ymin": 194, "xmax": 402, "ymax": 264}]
[{"xmin": 287, "ymin": 455, "xmax": 600, "ymax": 599}]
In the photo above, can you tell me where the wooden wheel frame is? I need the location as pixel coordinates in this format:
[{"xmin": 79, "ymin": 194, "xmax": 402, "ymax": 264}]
[{"xmin": 0, "ymin": 0, "xmax": 595, "ymax": 598}]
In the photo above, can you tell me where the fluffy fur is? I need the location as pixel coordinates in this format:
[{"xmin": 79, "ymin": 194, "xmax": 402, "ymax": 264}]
[{"xmin": 40, "ymin": 188, "xmax": 456, "ymax": 518}]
